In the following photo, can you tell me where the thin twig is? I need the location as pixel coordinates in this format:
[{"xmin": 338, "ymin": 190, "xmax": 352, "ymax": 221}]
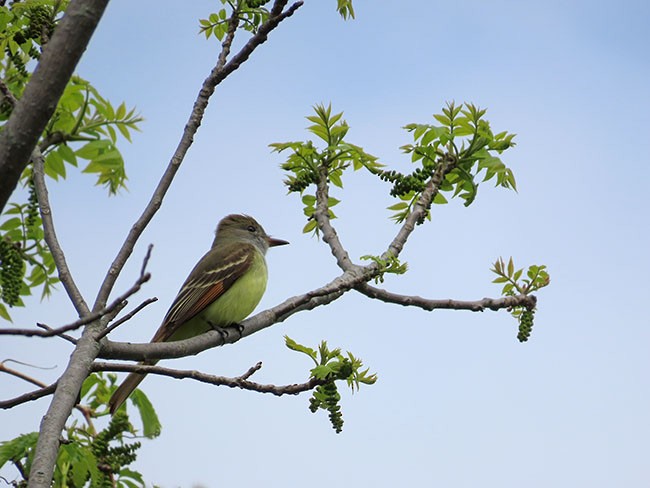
[
  {"xmin": 35, "ymin": 323, "xmax": 77, "ymax": 344},
  {"xmin": 239, "ymin": 361, "xmax": 263, "ymax": 380},
  {"xmin": 0, "ymin": 383, "xmax": 57, "ymax": 409},
  {"xmin": 0, "ymin": 359, "xmax": 54, "ymax": 388},
  {"xmin": 96, "ymin": 297, "xmax": 158, "ymax": 340},
  {"xmin": 92, "ymin": 361, "xmax": 325, "ymax": 397},
  {"xmin": 32, "ymin": 148, "xmax": 89, "ymax": 315},
  {"xmin": 0, "ymin": 261, "xmax": 152, "ymax": 338}
]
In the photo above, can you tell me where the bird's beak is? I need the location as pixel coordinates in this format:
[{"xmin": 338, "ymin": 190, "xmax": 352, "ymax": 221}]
[{"xmin": 267, "ymin": 236, "xmax": 289, "ymax": 247}]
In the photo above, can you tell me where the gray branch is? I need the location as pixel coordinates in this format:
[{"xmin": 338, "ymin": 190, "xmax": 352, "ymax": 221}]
[
  {"xmin": 92, "ymin": 361, "xmax": 324, "ymax": 397},
  {"xmin": 356, "ymin": 283, "xmax": 537, "ymax": 311}
]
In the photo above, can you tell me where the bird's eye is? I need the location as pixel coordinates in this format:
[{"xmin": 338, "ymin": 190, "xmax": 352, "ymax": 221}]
[{"xmin": 247, "ymin": 225, "xmax": 256, "ymax": 232}]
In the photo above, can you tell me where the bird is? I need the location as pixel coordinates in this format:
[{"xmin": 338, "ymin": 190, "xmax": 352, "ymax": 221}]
[{"xmin": 108, "ymin": 214, "xmax": 289, "ymax": 414}]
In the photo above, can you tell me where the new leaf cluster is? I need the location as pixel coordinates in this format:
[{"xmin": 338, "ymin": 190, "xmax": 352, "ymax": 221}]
[
  {"xmin": 286, "ymin": 336, "xmax": 377, "ymax": 433},
  {"xmin": 271, "ymin": 103, "xmax": 382, "ymax": 235},
  {"xmin": 491, "ymin": 257, "xmax": 550, "ymax": 342},
  {"xmin": 383, "ymin": 102, "xmax": 517, "ymax": 223}
]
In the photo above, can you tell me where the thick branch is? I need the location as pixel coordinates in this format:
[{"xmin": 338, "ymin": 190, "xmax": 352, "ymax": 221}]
[
  {"xmin": 356, "ymin": 283, "xmax": 537, "ymax": 311},
  {"xmin": 93, "ymin": 362, "xmax": 324, "ymax": 397},
  {"xmin": 99, "ymin": 272, "xmax": 359, "ymax": 361},
  {"xmin": 0, "ymin": 0, "xmax": 109, "ymax": 214}
]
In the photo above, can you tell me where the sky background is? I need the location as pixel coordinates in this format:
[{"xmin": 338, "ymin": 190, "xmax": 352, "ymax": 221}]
[{"xmin": 2, "ymin": 0, "xmax": 650, "ymax": 486}]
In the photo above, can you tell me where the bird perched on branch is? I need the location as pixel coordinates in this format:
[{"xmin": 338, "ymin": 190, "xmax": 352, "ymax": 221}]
[{"xmin": 109, "ymin": 214, "xmax": 289, "ymax": 414}]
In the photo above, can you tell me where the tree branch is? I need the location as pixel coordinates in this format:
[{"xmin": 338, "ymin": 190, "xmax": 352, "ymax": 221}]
[
  {"xmin": 0, "ymin": 359, "xmax": 53, "ymax": 388},
  {"xmin": 0, "ymin": 383, "xmax": 57, "ymax": 409},
  {"xmin": 314, "ymin": 165, "xmax": 355, "ymax": 271},
  {"xmin": 32, "ymin": 148, "xmax": 89, "ymax": 315},
  {"xmin": 355, "ymin": 283, "xmax": 537, "ymax": 311},
  {"xmin": 98, "ymin": 273, "xmax": 361, "ymax": 361},
  {"xmin": 0, "ymin": 0, "xmax": 110, "ymax": 214},
  {"xmin": 385, "ymin": 154, "xmax": 456, "ymax": 260},
  {"xmin": 95, "ymin": 297, "xmax": 158, "ymax": 340},
  {"xmin": 93, "ymin": 361, "xmax": 324, "ymax": 396}
]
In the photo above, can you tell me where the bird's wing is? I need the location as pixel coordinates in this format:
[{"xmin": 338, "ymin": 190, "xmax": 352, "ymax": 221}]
[{"xmin": 150, "ymin": 244, "xmax": 254, "ymax": 343}]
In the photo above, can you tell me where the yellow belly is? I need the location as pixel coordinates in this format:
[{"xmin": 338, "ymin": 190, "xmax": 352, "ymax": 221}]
[{"xmin": 168, "ymin": 250, "xmax": 268, "ymax": 341}]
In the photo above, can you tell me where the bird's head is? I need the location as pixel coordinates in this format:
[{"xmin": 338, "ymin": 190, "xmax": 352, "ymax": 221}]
[{"xmin": 213, "ymin": 214, "xmax": 289, "ymax": 254}]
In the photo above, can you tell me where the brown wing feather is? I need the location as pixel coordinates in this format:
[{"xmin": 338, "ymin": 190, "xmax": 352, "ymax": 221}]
[{"xmin": 150, "ymin": 244, "xmax": 253, "ymax": 343}]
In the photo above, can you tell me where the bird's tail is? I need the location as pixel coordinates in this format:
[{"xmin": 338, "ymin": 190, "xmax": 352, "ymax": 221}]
[{"xmin": 109, "ymin": 367, "xmax": 148, "ymax": 415}]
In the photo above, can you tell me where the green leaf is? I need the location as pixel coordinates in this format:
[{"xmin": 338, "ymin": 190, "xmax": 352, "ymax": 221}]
[
  {"xmin": 0, "ymin": 217, "xmax": 21, "ymax": 231},
  {"xmin": 0, "ymin": 303, "xmax": 11, "ymax": 321},
  {"xmin": 329, "ymin": 170, "xmax": 343, "ymax": 188},
  {"xmin": 302, "ymin": 219, "xmax": 317, "ymax": 234},
  {"xmin": 45, "ymin": 150, "xmax": 66, "ymax": 178},
  {"xmin": 75, "ymin": 140, "xmax": 111, "ymax": 159},
  {"xmin": 433, "ymin": 192, "xmax": 448, "ymax": 204},
  {"xmin": 301, "ymin": 194, "xmax": 316, "ymax": 206},
  {"xmin": 433, "ymin": 113, "xmax": 451, "ymax": 126},
  {"xmin": 129, "ymin": 389, "xmax": 161, "ymax": 438},
  {"xmin": 285, "ymin": 335, "xmax": 317, "ymax": 361},
  {"xmin": 116, "ymin": 101, "xmax": 126, "ymax": 119},
  {"xmin": 0, "ymin": 432, "xmax": 38, "ymax": 469},
  {"xmin": 57, "ymin": 144, "xmax": 77, "ymax": 166},
  {"xmin": 387, "ymin": 202, "xmax": 408, "ymax": 211}
]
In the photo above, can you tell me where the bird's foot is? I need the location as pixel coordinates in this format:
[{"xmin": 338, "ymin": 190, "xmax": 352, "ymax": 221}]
[
  {"xmin": 232, "ymin": 322, "xmax": 244, "ymax": 340},
  {"xmin": 206, "ymin": 321, "xmax": 230, "ymax": 343},
  {"xmin": 206, "ymin": 321, "xmax": 244, "ymax": 342}
]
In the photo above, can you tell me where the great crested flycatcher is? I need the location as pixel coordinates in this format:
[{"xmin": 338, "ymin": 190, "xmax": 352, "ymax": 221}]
[{"xmin": 108, "ymin": 214, "xmax": 288, "ymax": 414}]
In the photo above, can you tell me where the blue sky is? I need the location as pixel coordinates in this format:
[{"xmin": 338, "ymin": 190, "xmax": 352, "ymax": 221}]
[{"xmin": 2, "ymin": 1, "xmax": 650, "ymax": 486}]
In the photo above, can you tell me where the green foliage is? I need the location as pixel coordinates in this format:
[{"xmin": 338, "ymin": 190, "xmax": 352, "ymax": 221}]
[
  {"xmin": 360, "ymin": 252, "xmax": 408, "ymax": 283},
  {"xmin": 0, "ymin": 373, "xmax": 156, "ymax": 486},
  {"xmin": 43, "ymin": 76, "xmax": 142, "ymax": 193},
  {"xmin": 271, "ymin": 103, "xmax": 382, "ymax": 235},
  {"xmin": 0, "ymin": 1, "xmax": 141, "ymax": 320},
  {"xmin": 285, "ymin": 336, "xmax": 377, "ymax": 433},
  {"xmin": 379, "ymin": 102, "xmax": 517, "ymax": 223},
  {"xmin": 0, "ymin": 179, "xmax": 58, "ymax": 319},
  {"xmin": 199, "ymin": 0, "xmax": 356, "ymax": 40},
  {"xmin": 491, "ymin": 257, "xmax": 550, "ymax": 342},
  {"xmin": 0, "ymin": 0, "xmax": 68, "ymax": 119},
  {"xmin": 273, "ymin": 102, "xmax": 516, "ymax": 233},
  {"xmin": 336, "ymin": 0, "xmax": 355, "ymax": 19},
  {"xmin": 199, "ymin": 0, "xmax": 270, "ymax": 40}
]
